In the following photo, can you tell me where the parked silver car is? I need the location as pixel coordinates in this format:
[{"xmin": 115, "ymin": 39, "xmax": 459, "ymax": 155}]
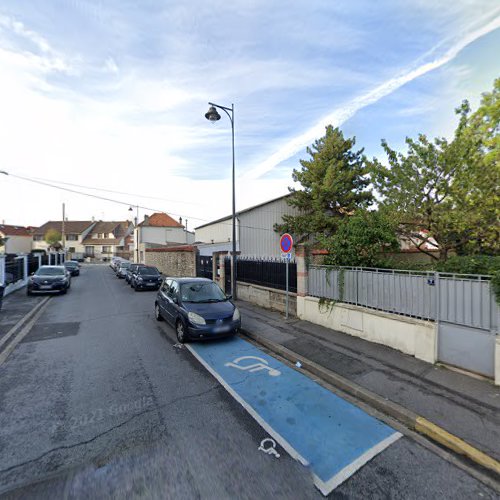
[{"xmin": 116, "ymin": 261, "xmax": 131, "ymax": 279}]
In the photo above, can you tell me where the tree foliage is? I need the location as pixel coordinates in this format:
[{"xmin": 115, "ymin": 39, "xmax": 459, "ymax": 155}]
[
  {"xmin": 44, "ymin": 229, "xmax": 62, "ymax": 248},
  {"xmin": 275, "ymin": 126, "xmax": 373, "ymax": 241},
  {"xmin": 370, "ymin": 78, "xmax": 499, "ymax": 261},
  {"xmin": 322, "ymin": 210, "xmax": 399, "ymax": 267}
]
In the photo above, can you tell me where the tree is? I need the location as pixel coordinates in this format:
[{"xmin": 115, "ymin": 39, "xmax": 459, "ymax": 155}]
[
  {"xmin": 275, "ymin": 126, "xmax": 373, "ymax": 241},
  {"xmin": 44, "ymin": 229, "xmax": 62, "ymax": 248},
  {"xmin": 322, "ymin": 210, "xmax": 399, "ymax": 267},
  {"xmin": 370, "ymin": 79, "xmax": 499, "ymax": 261}
]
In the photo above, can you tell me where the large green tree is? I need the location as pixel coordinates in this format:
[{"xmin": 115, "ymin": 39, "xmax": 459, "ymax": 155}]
[
  {"xmin": 370, "ymin": 78, "xmax": 499, "ymax": 261},
  {"xmin": 276, "ymin": 126, "xmax": 373, "ymax": 241}
]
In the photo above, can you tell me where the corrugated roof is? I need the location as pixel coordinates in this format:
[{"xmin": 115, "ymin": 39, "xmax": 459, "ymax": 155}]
[
  {"xmin": 34, "ymin": 221, "xmax": 95, "ymax": 236},
  {"xmin": 138, "ymin": 213, "xmax": 183, "ymax": 228},
  {"xmin": 0, "ymin": 224, "xmax": 32, "ymax": 236},
  {"xmin": 194, "ymin": 193, "xmax": 292, "ymax": 230}
]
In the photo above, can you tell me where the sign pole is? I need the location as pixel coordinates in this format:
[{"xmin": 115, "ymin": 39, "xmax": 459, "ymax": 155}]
[{"xmin": 285, "ymin": 257, "xmax": 289, "ymax": 319}]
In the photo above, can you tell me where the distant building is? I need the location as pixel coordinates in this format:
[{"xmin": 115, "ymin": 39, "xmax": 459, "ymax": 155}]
[
  {"xmin": 0, "ymin": 224, "xmax": 33, "ymax": 254},
  {"xmin": 195, "ymin": 194, "xmax": 300, "ymax": 258},
  {"xmin": 82, "ymin": 221, "xmax": 134, "ymax": 260},
  {"xmin": 32, "ymin": 221, "xmax": 96, "ymax": 255},
  {"xmin": 135, "ymin": 213, "xmax": 195, "ymax": 263}
]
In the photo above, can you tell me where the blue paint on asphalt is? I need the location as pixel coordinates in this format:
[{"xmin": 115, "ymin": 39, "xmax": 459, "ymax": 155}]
[{"xmin": 189, "ymin": 337, "xmax": 401, "ymax": 492}]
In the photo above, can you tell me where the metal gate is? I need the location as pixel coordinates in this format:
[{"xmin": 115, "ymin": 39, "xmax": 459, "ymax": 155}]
[
  {"xmin": 437, "ymin": 275, "xmax": 498, "ymax": 378},
  {"xmin": 224, "ymin": 257, "xmax": 231, "ymax": 294},
  {"xmin": 196, "ymin": 255, "xmax": 213, "ymax": 280}
]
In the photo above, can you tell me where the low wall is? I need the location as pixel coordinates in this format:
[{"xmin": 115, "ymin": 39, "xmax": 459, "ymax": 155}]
[
  {"xmin": 495, "ymin": 337, "xmax": 500, "ymax": 386},
  {"xmin": 237, "ymin": 281, "xmax": 297, "ymax": 316},
  {"xmin": 145, "ymin": 246, "xmax": 197, "ymax": 277},
  {"xmin": 297, "ymin": 296, "xmax": 437, "ymax": 364}
]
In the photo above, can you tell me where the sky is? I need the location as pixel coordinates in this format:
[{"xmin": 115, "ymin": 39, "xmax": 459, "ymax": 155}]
[{"xmin": 0, "ymin": 1, "xmax": 499, "ymax": 231}]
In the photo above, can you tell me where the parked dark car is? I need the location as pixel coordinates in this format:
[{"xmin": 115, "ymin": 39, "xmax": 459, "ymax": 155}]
[
  {"xmin": 64, "ymin": 260, "xmax": 80, "ymax": 276},
  {"xmin": 154, "ymin": 277, "xmax": 241, "ymax": 343},
  {"xmin": 27, "ymin": 266, "xmax": 71, "ymax": 295},
  {"xmin": 115, "ymin": 261, "xmax": 130, "ymax": 278},
  {"xmin": 132, "ymin": 266, "xmax": 162, "ymax": 291},
  {"xmin": 125, "ymin": 263, "xmax": 140, "ymax": 284}
]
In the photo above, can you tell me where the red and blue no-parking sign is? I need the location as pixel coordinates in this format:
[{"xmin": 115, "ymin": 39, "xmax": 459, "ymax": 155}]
[{"xmin": 280, "ymin": 233, "xmax": 293, "ymax": 254}]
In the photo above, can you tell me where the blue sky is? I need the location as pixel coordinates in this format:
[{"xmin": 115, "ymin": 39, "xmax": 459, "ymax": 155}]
[{"xmin": 0, "ymin": 1, "xmax": 499, "ymax": 228}]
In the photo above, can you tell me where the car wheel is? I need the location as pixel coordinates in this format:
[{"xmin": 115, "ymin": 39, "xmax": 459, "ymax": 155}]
[
  {"xmin": 26, "ymin": 289, "xmax": 32, "ymax": 296},
  {"xmin": 176, "ymin": 320, "xmax": 187, "ymax": 343},
  {"xmin": 155, "ymin": 303, "xmax": 163, "ymax": 321},
  {"xmin": 61, "ymin": 288, "xmax": 67, "ymax": 295},
  {"xmin": 134, "ymin": 285, "xmax": 139, "ymax": 292}
]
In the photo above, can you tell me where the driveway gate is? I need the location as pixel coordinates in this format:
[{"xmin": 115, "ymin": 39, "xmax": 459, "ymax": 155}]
[
  {"xmin": 437, "ymin": 275, "xmax": 499, "ymax": 378},
  {"xmin": 196, "ymin": 255, "xmax": 213, "ymax": 280}
]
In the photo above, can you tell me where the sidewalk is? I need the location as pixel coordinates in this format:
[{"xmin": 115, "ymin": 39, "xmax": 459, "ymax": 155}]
[{"xmin": 236, "ymin": 300, "xmax": 500, "ymax": 464}]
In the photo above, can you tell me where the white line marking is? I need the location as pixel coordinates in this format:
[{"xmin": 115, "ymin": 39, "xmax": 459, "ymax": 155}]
[{"xmin": 312, "ymin": 432, "xmax": 402, "ymax": 496}]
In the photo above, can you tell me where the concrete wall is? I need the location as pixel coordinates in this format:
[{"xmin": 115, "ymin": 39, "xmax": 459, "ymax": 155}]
[
  {"xmin": 140, "ymin": 226, "xmax": 191, "ymax": 246},
  {"xmin": 195, "ymin": 219, "xmax": 233, "ymax": 245},
  {"xmin": 145, "ymin": 246, "xmax": 197, "ymax": 277},
  {"xmin": 297, "ymin": 296, "xmax": 437, "ymax": 364},
  {"xmin": 237, "ymin": 281, "xmax": 297, "ymax": 316}
]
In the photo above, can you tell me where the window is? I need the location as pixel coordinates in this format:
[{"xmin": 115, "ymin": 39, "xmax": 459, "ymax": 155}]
[
  {"xmin": 102, "ymin": 246, "xmax": 112, "ymax": 253},
  {"xmin": 33, "ymin": 235, "xmax": 43, "ymax": 241},
  {"xmin": 169, "ymin": 280, "xmax": 180, "ymax": 298},
  {"xmin": 161, "ymin": 279, "xmax": 171, "ymax": 293},
  {"xmin": 66, "ymin": 234, "xmax": 78, "ymax": 241},
  {"xmin": 68, "ymin": 247, "xmax": 76, "ymax": 253},
  {"xmin": 98, "ymin": 233, "xmax": 104, "ymax": 238}
]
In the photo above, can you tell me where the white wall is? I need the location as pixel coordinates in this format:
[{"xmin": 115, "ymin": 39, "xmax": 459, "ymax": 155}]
[
  {"xmin": 140, "ymin": 226, "xmax": 189, "ymax": 245},
  {"xmin": 195, "ymin": 219, "xmax": 232, "ymax": 244},
  {"xmin": 297, "ymin": 296, "xmax": 437, "ymax": 364},
  {"xmin": 1, "ymin": 235, "xmax": 32, "ymax": 254}
]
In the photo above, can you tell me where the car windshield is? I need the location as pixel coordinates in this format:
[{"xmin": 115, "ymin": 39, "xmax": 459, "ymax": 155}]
[
  {"xmin": 119, "ymin": 262, "xmax": 130, "ymax": 268},
  {"xmin": 138, "ymin": 267, "xmax": 159, "ymax": 275},
  {"xmin": 64, "ymin": 262, "xmax": 77, "ymax": 267},
  {"xmin": 36, "ymin": 267, "xmax": 65, "ymax": 276},
  {"xmin": 180, "ymin": 282, "xmax": 226, "ymax": 303}
]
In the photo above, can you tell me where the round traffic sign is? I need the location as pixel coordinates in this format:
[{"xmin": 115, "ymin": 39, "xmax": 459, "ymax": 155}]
[{"xmin": 280, "ymin": 233, "xmax": 293, "ymax": 253}]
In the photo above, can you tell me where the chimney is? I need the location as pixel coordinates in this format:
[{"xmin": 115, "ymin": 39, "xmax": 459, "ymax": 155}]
[
  {"xmin": 144, "ymin": 215, "xmax": 150, "ymax": 225},
  {"xmin": 179, "ymin": 217, "xmax": 183, "ymax": 225},
  {"xmin": 91, "ymin": 216, "xmax": 95, "ymax": 222}
]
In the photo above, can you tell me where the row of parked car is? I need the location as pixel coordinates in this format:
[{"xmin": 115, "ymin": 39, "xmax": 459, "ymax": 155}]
[
  {"xmin": 26, "ymin": 260, "xmax": 81, "ymax": 295},
  {"xmin": 110, "ymin": 257, "xmax": 163, "ymax": 291},
  {"xmin": 110, "ymin": 256, "xmax": 242, "ymax": 343}
]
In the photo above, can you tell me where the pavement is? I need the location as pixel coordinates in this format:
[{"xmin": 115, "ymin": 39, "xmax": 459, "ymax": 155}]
[
  {"xmin": 236, "ymin": 300, "xmax": 500, "ymax": 467},
  {"xmin": 0, "ymin": 265, "xmax": 498, "ymax": 498}
]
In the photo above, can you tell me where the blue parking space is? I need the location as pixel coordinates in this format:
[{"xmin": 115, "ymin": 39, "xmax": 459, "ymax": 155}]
[{"xmin": 188, "ymin": 337, "xmax": 401, "ymax": 495}]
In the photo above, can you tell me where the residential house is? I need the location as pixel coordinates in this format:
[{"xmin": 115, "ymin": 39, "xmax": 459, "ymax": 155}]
[
  {"xmin": 195, "ymin": 194, "xmax": 300, "ymax": 258},
  {"xmin": 32, "ymin": 221, "xmax": 96, "ymax": 255},
  {"xmin": 82, "ymin": 221, "xmax": 134, "ymax": 260},
  {"xmin": 0, "ymin": 224, "xmax": 33, "ymax": 254},
  {"xmin": 135, "ymin": 213, "xmax": 195, "ymax": 263}
]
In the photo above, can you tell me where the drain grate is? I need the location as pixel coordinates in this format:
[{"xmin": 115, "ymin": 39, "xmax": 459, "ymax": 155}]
[{"xmin": 22, "ymin": 322, "xmax": 80, "ymax": 343}]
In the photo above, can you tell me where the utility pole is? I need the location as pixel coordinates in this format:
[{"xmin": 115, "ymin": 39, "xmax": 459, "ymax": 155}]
[{"xmin": 61, "ymin": 203, "xmax": 66, "ymax": 250}]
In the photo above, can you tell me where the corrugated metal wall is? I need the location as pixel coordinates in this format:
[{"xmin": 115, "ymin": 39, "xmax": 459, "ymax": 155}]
[{"xmin": 239, "ymin": 197, "xmax": 300, "ymax": 258}]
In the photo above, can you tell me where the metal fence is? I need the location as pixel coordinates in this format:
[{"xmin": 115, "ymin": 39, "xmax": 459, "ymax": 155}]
[
  {"xmin": 308, "ymin": 265, "xmax": 498, "ymax": 329},
  {"xmin": 4, "ymin": 259, "xmax": 24, "ymax": 285},
  {"xmin": 234, "ymin": 257, "xmax": 297, "ymax": 293},
  {"xmin": 27, "ymin": 255, "xmax": 39, "ymax": 275}
]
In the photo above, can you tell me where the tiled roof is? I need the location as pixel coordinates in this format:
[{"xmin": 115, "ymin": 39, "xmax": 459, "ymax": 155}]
[
  {"xmin": 0, "ymin": 224, "xmax": 32, "ymax": 236},
  {"xmin": 82, "ymin": 221, "xmax": 131, "ymax": 244},
  {"xmin": 139, "ymin": 213, "xmax": 183, "ymax": 228},
  {"xmin": 34, "ymin": 221, "xmax": 95, "ymax": 236}
]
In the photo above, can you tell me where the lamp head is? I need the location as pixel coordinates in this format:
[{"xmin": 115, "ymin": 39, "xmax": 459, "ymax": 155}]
[{"xmin": 205, "ymin": 105, "xmax": 221, "ymax": 122}]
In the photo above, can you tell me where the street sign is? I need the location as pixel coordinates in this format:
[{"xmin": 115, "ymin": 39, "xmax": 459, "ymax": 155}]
[
  {"xmin": 280, "ymin": 233, "xmax": 293, "ymax": 254},
  {"xmin": 281, "ymin": 253, "xmax": 292, "ymax": 261}
]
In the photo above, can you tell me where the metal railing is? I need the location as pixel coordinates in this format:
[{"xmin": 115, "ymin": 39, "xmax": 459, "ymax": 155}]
[
  {"xmin": 4, "ymin": 259, "xmax": 24, "ymax": 285},
  {"xmin": 308, "ymin": 265, "xmax": 498, "ymax": 328},
  {"xmin": 233, "ymin": 257, "xmax": 297, "ymax": 293}
]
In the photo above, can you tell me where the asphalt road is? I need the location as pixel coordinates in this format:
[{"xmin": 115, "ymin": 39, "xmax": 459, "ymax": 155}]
[{"xmin": 0, "ymin": 265, "xmax": 497, "ymax": 499}]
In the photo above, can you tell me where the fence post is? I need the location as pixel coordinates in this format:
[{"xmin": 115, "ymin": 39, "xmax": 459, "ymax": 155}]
[
  {"xmin": 0, "ymin": 254, "xmax": 5, "ymax": 286},
  {"xmin": 296, "ymin": 244, "xmax": 308, "ymax": 297},
  {"xmin": 22, "ymin": 254, "xmax": 28, "ymax": 282},
  {"xmin": 37, "ymin": 254, "xmax": 42, "ymax": 270}
]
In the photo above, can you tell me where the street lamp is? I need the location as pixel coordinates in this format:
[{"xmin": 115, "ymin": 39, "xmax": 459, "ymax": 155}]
[{"xmin": 205, "ymin": 101, "xmax": 237, "ymax": 299}]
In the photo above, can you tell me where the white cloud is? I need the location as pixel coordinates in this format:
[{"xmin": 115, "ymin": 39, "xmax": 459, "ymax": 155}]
[{"xmin": 242, "ymin": 11, "xmax": 500, "ymax": 180}]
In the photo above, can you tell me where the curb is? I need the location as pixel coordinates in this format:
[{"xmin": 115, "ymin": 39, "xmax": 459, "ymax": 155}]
[
  {"xmin": 0, "ymin": 296, "xmax": 50, "ymax": 352},
  {"xmin": 241, "ymin": 327, "xmax": 500, "ymax": 478}
]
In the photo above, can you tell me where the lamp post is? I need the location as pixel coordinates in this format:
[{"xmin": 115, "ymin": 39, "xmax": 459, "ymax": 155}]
[{"xmin": 205, "ymin": 102, "xmax": 237, "ymax": 299}]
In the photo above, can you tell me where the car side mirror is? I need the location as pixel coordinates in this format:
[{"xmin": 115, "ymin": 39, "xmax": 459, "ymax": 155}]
[
  {"xmin": 30, "ymin": 272, "xmax": 34, "ymax": 276},
  {"xmin": 226, "ymin": 294, "xmax": 232, "ymax": 300}
]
